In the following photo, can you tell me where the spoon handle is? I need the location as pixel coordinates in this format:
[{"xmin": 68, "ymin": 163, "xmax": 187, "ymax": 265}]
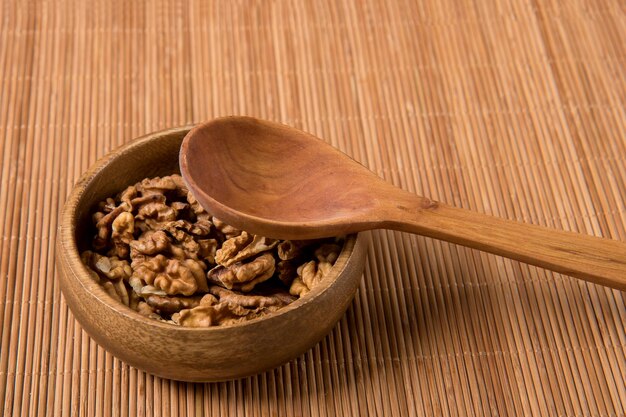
[{"xmin": 387, "ymin": 200, "xmax": 626, "ymax": 291}]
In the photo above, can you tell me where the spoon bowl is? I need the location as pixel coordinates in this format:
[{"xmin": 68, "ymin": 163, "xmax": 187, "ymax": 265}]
[
  {"xmin": 181, "ymin": 116, "xmax": 626, "ymax": 291},
  {"xmin": 180, "ymin": 116, "xmax": 401, "ymax": 238}
]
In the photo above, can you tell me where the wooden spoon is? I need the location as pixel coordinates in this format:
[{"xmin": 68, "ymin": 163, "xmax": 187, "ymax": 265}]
[{"xmin": 180, "ymin": 116, "xmax": 626, "ymax": 291}]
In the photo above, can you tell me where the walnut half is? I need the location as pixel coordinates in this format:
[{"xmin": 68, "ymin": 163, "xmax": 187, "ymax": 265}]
[
  {"xmin": 207, "ymin": 252, "xmax": 276, "ymax": 292},
  {"xmin": 172, "ymin": 302, "xmax": 280, "ymax": 327}
]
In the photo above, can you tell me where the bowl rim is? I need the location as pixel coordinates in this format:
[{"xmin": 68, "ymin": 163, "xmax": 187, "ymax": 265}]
[{"xmin": 57, "ymin": 124, "xmax": 362, "ymax": 333}]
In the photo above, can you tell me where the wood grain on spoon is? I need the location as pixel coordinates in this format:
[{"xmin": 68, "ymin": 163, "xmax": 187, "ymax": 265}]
[{"xmin": 180, "ymin": 116, "xmax": 626, "ymax": 291}]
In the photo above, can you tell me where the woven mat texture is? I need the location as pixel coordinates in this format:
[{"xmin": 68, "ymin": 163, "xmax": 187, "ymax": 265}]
[{"xmin": 1, "ymin": 0, "xmax": 625, "ymax": 416}]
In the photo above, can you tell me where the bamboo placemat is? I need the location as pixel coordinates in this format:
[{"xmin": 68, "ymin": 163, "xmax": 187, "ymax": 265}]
[{"xmin": 1, "ymin": 0, "xmax": 625, "ymax": 416}]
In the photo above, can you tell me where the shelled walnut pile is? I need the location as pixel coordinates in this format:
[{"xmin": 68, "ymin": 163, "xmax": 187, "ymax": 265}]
[{"xmin": 80, "ymin": 174, "xmax": 344, "ymax": 327}]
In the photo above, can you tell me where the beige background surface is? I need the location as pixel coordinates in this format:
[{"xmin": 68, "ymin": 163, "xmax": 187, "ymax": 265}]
[{"xmin": 0, "ymin": 0, "xmax": 624, "ymax": 416}]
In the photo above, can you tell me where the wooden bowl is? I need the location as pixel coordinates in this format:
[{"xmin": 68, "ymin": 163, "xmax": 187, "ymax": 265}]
[{"xmin": 56, "ymin": 126, "xmax": 366, "ymax": 382}]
